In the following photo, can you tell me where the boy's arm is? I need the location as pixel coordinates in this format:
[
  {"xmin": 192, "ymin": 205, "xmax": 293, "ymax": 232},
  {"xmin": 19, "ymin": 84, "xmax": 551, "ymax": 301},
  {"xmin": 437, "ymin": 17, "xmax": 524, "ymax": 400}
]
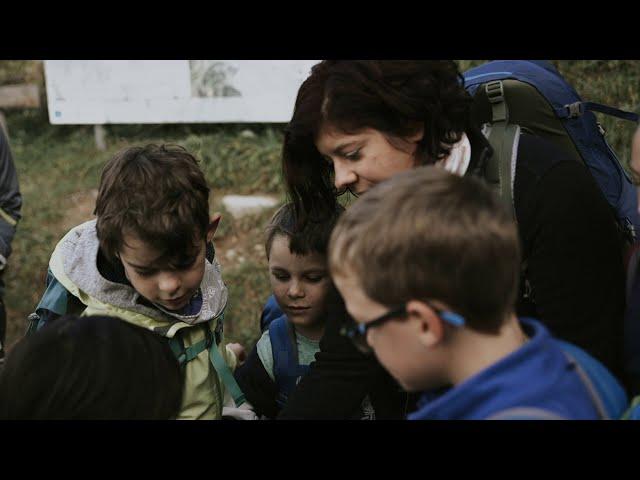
[
  {"xmin": 233, "ymin": 345, "xmax": 280, "ymax": 419},
  {"xmin": 0, "ymin": 128, "xmax": 22, "ymax": 267}
]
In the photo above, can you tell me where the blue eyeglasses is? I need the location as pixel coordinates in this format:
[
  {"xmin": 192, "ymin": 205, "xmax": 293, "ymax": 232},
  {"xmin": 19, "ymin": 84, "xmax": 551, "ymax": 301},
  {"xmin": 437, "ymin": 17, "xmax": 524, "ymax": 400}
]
[{"xmin": 340, "ymin": 302, "xmax": 466, "ymax": 354}]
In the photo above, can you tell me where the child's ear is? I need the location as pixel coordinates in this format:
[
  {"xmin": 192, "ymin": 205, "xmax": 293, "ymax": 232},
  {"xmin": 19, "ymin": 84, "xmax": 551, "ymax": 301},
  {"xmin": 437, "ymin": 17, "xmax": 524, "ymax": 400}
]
[
  {"xmin": 406, "ymin": 299, "xmax": 444, "ymax": 348},
  {"xmin": 207, "ymin": 213, "xmax": 222, "ymax": 242}
]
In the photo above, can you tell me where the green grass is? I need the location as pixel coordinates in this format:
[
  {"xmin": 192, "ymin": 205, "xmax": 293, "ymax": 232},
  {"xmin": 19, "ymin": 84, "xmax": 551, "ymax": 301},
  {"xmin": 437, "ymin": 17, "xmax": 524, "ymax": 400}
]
[
  {"xmin": 2, "ymin": 60, "xmax": 640, "ymax": 353},
  {"xmin": 3, "ymin": 103, "xmax": 286, "ymax": 350}
]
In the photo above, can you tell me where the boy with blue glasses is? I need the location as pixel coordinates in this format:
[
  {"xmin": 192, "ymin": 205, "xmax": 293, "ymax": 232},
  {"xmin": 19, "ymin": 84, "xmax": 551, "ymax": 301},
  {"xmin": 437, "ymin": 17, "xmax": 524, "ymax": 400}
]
[{"xmin": 330, "ymin": 166, "xmax": 626, "ymax": 420}]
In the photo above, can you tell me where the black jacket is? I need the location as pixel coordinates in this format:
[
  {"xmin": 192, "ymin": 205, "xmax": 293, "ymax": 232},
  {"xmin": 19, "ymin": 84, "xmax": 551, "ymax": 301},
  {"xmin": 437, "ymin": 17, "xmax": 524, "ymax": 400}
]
[
  {"xmin": 508, "ymin": 132, "xmax": 625, "ymax": 385},
  {"xmin": 277, "ymin": 293, "xmax": 414, "ymax": 419},
  {"xmin": 278, "ymin": 129, "xmax": 627, "ymax": 419}
]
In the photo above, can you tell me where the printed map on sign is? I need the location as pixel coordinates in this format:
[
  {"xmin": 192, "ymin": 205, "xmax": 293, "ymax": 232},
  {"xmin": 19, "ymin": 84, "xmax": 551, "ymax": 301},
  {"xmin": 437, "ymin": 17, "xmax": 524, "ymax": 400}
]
[{"xmin": 44, "ymin": 60, "xmax": 318, "ymax": 124}]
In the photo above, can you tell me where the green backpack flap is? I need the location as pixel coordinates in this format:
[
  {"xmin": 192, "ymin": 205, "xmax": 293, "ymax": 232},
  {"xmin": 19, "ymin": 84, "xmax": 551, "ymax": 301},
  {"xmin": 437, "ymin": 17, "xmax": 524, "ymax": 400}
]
[
  {"xmin": 168, "ymin": 314, "xmax": 246, "ymax": 408},
  {"xmin": 470, "ymin": 77, "xmax": 598, "ymax": 218},
  {"xmin": 26, "ymin": 269, "xmax": 85, "ymax": 335}
]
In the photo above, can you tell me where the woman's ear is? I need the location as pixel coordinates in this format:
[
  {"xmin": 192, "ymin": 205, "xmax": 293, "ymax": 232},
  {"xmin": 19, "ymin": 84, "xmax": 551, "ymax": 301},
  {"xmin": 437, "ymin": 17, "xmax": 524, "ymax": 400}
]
[
  {"xmin": 406, "ymin": 299, "xmax": 444, "ymax": 348},
  {"xmin": 207, "ymin": 213, "xmax": 222, "ymax": 243}
]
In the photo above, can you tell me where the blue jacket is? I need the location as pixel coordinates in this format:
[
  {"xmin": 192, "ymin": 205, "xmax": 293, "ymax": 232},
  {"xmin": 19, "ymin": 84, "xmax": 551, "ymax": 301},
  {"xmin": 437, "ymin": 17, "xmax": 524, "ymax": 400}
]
[{"xmin": 408, "ymin": 318, "xmax": 608, "ymax": 420}]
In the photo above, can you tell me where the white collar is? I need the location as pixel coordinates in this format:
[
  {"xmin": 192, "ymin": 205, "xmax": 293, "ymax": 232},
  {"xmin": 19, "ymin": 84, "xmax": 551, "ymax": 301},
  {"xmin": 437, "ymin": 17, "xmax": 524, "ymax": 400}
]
[{"xmin": 438, "ymin": 133, "xmax": 471, "ymax": 176}]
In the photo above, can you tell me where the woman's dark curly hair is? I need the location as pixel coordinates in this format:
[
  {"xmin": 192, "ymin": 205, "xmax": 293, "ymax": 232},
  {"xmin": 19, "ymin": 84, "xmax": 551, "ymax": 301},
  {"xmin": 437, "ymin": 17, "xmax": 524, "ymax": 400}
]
[{"xmin": 283, "ymin": 60, "xmax": 473, "ymax": 227}]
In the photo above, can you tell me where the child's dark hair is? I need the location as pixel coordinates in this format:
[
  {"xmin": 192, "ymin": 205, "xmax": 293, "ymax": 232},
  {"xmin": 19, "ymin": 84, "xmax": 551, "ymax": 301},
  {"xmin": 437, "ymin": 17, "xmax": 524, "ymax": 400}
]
[
  {"xmin": 265, "ymin": 202, "xmax": 344, "ymax": 258},
  {"xmin": 95, "ymin": 144, "xmax": 210, "ymax": 266},
  {"xmin": 0, "ymin": 315, "xmax": 184, "ymax": 420}
]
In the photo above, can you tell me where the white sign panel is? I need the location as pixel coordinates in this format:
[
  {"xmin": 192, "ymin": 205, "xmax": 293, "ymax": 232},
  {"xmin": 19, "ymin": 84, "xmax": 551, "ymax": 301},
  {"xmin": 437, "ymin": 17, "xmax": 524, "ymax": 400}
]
[{"xmin": 44, "ymin": 60, "xmax": 319, "ymax": 124}]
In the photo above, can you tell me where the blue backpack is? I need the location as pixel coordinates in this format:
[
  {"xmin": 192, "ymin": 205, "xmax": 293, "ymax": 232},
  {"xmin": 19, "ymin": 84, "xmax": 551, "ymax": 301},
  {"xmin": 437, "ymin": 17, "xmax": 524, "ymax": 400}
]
[
  {"xmin": 260, "ymin": 296, "xmax": 312, "ymax": 407},
  {"xmin": 462, "ymin": 60, "xmax": 640, "ymax": 238},
  {"xmin": 462, "ymin": 60, "xmax": 640, "ymax": 391}
]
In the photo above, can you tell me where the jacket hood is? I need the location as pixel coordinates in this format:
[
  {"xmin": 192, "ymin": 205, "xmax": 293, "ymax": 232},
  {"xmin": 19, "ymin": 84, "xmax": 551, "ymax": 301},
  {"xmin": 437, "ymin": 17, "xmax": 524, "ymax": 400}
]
[{"xmin": 51, "ymin": 220, "xmax": 228, "ymax": 326}]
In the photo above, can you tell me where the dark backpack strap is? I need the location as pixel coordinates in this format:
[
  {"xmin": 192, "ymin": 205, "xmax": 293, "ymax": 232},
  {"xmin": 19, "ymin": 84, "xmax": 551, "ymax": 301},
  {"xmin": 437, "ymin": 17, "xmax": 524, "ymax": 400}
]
[
  {"xmin": 260, "ymin": 294, "xmax": 284, "ymax": 332},
  {"xmin": 269, "ymin": 315, "xmax": 310, "ymax": 407},
  {"xmin": 555, "ymin": 101, "xmax": 639, "ymax": 123},
  {"xmin": 269, "ymin": 316, "xmax": 297, "ymax": 404}
]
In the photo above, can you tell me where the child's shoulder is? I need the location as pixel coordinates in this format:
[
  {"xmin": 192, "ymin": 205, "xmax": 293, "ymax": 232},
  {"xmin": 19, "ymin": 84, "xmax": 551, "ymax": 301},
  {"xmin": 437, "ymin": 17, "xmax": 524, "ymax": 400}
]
[
  {"xmin": 49, "ymin": 219, "xmax": 100, "ymax": 282},
  {"xmin": 255, "ymin": 330, "xmax": 275, "ymax": 382},
  {"xmin": 52, "ymin": 219, "xmax": 99, "ymax": 259}
]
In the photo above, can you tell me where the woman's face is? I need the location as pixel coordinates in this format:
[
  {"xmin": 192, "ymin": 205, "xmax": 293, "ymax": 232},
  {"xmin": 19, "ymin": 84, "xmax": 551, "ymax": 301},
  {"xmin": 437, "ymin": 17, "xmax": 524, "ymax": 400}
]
[{"xmin": 315, "ymin": 125, "xmax": 422, "ymax": 196}]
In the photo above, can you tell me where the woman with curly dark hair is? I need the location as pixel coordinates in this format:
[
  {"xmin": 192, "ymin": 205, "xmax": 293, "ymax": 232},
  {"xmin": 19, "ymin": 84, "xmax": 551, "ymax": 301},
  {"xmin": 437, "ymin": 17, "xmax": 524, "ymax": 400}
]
[{"xmin": 274, "ymin": 60, "xmax": 627, "ymax": 419}]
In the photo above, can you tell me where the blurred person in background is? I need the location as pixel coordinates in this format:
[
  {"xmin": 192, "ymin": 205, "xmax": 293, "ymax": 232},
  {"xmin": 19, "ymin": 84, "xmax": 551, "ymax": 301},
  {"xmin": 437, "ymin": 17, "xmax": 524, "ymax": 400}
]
[
  {"xmin": 0, "ymin": 127, "xmax": 22, "ymax": 366},
  {"xmin": 630, "ymin": 125, "xmax": 640, "ymax": 210}
]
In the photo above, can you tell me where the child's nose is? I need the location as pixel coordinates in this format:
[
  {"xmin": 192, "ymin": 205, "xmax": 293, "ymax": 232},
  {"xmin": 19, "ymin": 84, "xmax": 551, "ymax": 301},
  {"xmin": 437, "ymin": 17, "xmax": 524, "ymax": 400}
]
[
  {"xmin": 158, "ymin": 273, "xmax": 181, "ymax": 295},
  {"xmin": 287, "ymin": 281, "xmax": 305, "ymax": 299}
]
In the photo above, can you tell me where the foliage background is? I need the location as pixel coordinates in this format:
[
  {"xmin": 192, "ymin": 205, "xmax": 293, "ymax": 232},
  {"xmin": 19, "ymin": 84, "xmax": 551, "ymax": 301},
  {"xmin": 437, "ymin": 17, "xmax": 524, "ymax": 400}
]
[{"xmin": 1, "ymin": 60, "xmax": 638, "ymax": 353}]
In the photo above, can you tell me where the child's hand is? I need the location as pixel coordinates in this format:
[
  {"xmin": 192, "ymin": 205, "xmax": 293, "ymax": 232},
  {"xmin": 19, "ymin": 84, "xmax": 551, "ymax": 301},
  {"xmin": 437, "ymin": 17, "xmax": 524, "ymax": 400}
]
[{"xmin": 227, "ymin": 343, "xmax": 247, "ymax": 366}]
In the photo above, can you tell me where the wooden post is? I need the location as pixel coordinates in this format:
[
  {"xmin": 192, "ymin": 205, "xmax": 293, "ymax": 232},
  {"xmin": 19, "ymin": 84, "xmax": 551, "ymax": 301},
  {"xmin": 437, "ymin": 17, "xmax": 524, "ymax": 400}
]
[
  {"xmin": 0, "ymin": 84, "xmax": 40, "ymax": 109},
  {"xmin": 0, "ymin": 111, "xmax": 7, "ymax": 140},
  {"xmin": 94, "ymin": 125, "xmax": 107, "ymax": 151},
  {"xmin": 0, "ymin": 84, "xmax": 41, "ymax": 140}
]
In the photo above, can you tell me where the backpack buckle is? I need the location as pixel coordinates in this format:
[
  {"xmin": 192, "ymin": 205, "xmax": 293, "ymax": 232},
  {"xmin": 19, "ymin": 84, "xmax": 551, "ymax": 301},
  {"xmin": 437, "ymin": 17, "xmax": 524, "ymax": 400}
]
[
  {"xmin": 485, "ymin": 81, "xmax": 508, "ymax": 123},
  {"xmin": 565, "ymin": 102, "xmax": 584, "ymax": 119},
  {"xmin": 625, "ymin": 218, "xmax": 636, "ymax": 244},
  {"xmin": 485, "ymin": 81, "xmax": 505, "ymax": 104}
]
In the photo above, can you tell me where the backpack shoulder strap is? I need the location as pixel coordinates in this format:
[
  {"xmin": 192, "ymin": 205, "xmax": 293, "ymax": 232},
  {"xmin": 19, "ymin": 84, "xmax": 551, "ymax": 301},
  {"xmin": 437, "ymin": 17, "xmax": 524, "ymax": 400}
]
[
  {"xmin": 487, "ymin": 407, "xmax": 567, "ymax": 420},
  {"xmin": 206, "ymin": 319, "xmax": 246, "ymax": 407},
  {"xmin": 260, "ymin": 294, "xmax": 284, "ymax": 332},
  {"xmin": 481, "ymin": 80, "xmax": 520, "ymax": 221},
  {"xmin": 269, "ymin": 315, "xmax": 299, "ymax": 387},
  {"xmin": 557, "ymin": 339, "xmax": 628, "ymax": 419},
  {"xmin": 561, "ymin": 349, "xmax": 611, "ymax": 419},
  {"xmin": 555, "ymin": 101, "xmax": 639, "ymax": 123},
  {"xmin": 168, "ymin": 317, "xmax": 247, "ymax": 407}
]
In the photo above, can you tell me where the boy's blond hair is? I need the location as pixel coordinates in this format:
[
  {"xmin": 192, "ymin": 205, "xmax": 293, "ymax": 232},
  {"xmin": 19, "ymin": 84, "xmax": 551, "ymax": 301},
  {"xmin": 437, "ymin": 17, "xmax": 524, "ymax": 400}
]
[{"xmin": 329, "ymin": 166, "xmax": 521, "ymax": 333}]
